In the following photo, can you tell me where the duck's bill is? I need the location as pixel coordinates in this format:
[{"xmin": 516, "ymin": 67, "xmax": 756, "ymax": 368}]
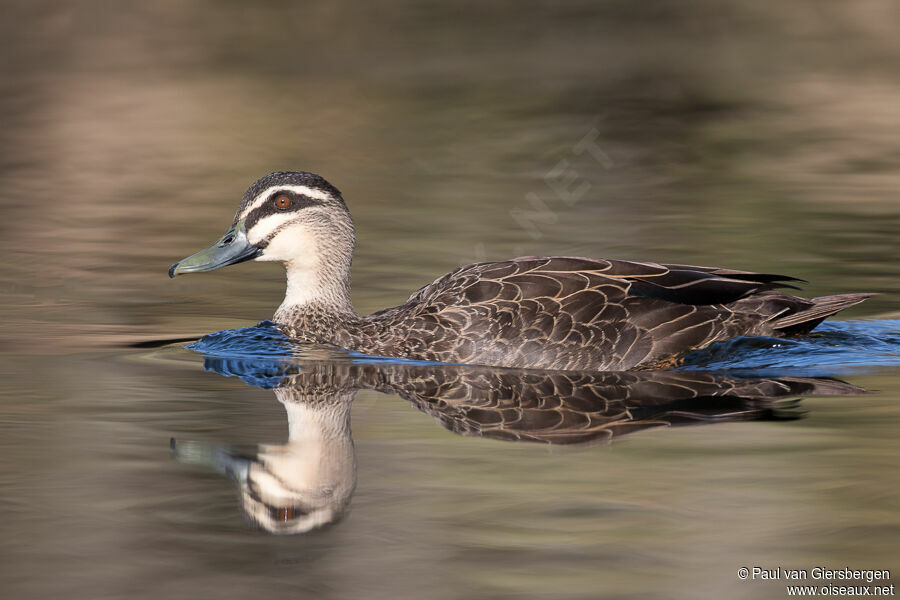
[
  {"xmin": 170, "ymin": 438, "xmax": 252, "ymax": 481},
  {"xmin": 169, "ymin": 220, "xmax": 261, "ymax": 277}
]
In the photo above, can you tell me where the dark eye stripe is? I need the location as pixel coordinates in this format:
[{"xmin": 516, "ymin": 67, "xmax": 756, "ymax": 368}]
[{"xmin": 243, "ymin": 192, "xmax": 322, "ymax": 230}]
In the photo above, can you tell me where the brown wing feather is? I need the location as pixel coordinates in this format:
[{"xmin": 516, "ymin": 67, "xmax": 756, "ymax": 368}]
[{"xmin": 347, "ymin": 256, "xmax": 869, "ymax": 370}]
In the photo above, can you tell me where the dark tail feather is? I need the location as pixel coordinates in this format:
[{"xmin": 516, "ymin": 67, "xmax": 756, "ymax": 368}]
[{"xmin": 771, "ymin": 293, "xmax": 877, "ymax": 334}]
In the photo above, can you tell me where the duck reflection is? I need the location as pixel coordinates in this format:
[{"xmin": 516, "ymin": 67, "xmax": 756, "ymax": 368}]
[
  {"xmin": 173, "ymin": 377, "xmax": 356, "ymax": 535},
  {"xmin": 172, "ymin": 358, "xmax": 862, "ymax": 534}
]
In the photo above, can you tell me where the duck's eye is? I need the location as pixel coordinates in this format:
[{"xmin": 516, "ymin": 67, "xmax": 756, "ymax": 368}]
[{"xmin": 273, "ymin": 195, "xmax": 292, "ymax": 210}]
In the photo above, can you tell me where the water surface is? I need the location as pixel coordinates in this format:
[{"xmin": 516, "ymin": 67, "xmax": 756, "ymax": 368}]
[{"xmin": 1, "ymin": 2, "xmax": 900, "ymax": 599}]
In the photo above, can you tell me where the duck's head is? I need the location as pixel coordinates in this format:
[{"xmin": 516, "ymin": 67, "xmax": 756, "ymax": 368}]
[{"xmin": 169, "ymin": 171, "xmax": 355, "ymax": 307}]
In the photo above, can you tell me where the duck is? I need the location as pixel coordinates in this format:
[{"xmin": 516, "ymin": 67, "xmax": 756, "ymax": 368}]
[{"xmin": 169, "ymin": 171, "xmax": 874, "ymax": 371}]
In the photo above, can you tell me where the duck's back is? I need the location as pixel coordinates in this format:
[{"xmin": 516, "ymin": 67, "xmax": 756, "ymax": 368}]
[{"xmin": 342, "ymin": 256, "xmax": 870, "ymax": 370}]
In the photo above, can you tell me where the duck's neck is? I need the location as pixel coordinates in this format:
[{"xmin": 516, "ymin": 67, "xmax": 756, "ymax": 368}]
[
  {"xmin": 275, "ymin": 388, "xmax": 355, "ymax": 443},
  {"xmin": 274, "ymin": 261, "xmax": 359, "ymax": 341}
]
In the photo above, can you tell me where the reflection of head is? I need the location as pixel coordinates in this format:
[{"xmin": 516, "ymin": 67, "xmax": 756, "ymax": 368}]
[
  {"xmin": 238, "ymin": 389, "xmax": 356, "ymax": 535},
  {"xmin": 172, "ymin": 382, "xmax": 356, "ymax": 535}
]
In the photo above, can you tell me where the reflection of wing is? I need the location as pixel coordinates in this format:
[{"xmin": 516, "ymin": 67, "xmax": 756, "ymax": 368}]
[
  {"xmin": 201, "ymin": 356, "xmax": 864, "ymax": 446},
  {"xmin": 372, "ymin": 366, "xmax": 863, "ymax": 445}
]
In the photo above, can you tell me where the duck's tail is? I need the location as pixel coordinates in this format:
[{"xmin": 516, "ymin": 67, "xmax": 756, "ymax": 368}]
[{"xmin": 771, "ymin": 293, "xmax": 877, "ymax": 334}]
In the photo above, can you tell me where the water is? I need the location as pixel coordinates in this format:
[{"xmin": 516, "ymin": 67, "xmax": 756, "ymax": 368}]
[{"xmin": 2, "ymin": 2, "xmax": 900, "ymax": 598}]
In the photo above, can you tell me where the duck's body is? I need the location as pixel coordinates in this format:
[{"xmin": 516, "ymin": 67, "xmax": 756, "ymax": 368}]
[{"xmin": 170, "ymin": 172, "xmax": 873, "ymax": 371}]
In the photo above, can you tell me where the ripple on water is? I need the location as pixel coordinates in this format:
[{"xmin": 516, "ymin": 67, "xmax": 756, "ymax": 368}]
[
  {"xmin": 184, "ymin": 319, "xmax": 900, "ymax": 381},
  {"xmin": 187, "ymin": 321, "xmax": 296, "ymax": 358},
  {"xmin": 677, "ymin": 319, "xmax": 900, "ymax": 376},
  {"xmin": 187, "ymin": 321, "xmax": 450, "ymax": 388}
]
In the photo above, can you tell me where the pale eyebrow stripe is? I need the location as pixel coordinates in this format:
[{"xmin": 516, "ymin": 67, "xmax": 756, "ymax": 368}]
[{"xmin": 238, "ymin": 185, "xmax": 333, "ymax": 221}]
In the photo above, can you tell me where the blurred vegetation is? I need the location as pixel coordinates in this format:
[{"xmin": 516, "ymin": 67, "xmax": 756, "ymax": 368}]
[{"xmin": 1, "ymin": 0, "xmax": 898, "ymax": 341}]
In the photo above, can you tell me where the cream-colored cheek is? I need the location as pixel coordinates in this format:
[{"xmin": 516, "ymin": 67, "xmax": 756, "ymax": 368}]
[{"xmin": 253, "ymin": 223, "xmax": 318, "ymax": 266}]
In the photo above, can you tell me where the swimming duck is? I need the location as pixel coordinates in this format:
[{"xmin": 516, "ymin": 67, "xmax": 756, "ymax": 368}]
[{"xmin": 170, "ymin": 171, "xmax": 873, "ymax": 371}]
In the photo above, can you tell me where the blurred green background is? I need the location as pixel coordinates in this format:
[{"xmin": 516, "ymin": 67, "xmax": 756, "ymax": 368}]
[{"xmin": 0, "ymin": 2, "xmax": 898, "ymax": 599}]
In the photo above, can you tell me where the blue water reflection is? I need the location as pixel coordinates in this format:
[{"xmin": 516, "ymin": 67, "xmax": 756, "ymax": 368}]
[{"xmin": 678, "ymin": 320, "xmax": 900, "ymax": 376}]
